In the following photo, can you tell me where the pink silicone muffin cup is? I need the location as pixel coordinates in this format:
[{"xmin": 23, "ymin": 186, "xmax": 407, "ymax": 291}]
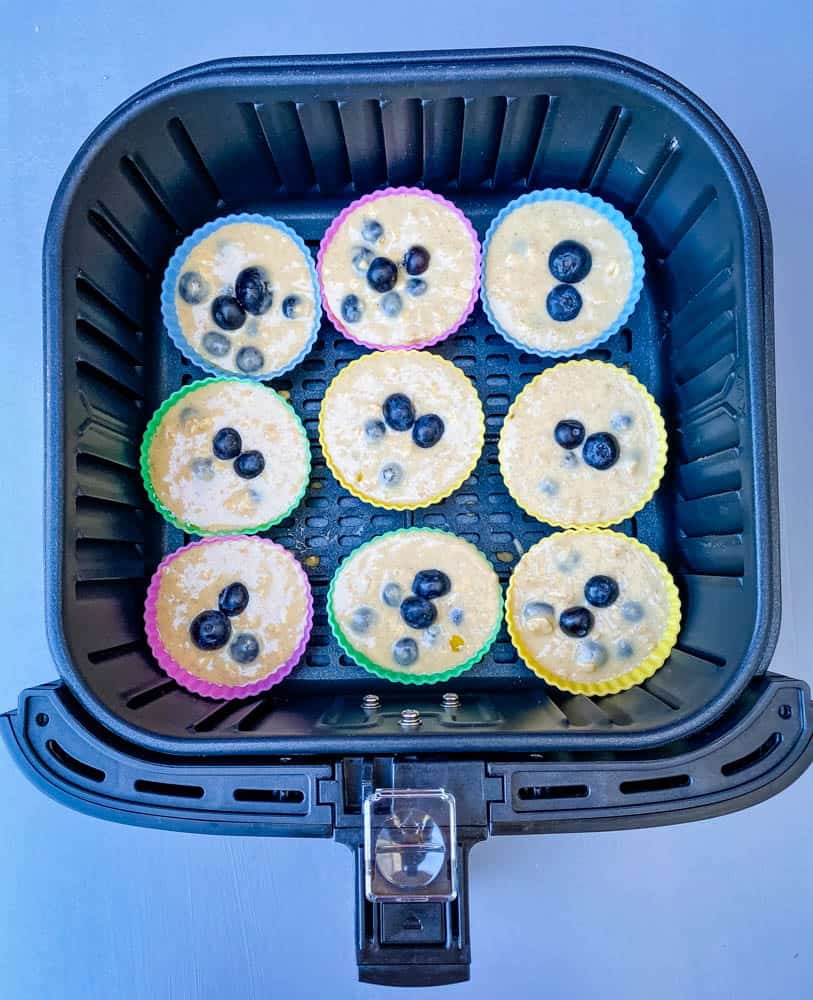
[
  {"xmin": 144, "ymin": 536, "xmax": 314, "ymax": 700},
  {"xmin": 317, "ymin": 186, "xmax": 481, "ymax": 350}
]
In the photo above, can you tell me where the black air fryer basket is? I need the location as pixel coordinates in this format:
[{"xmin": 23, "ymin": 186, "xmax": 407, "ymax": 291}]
[{"xmin": 4, "ymin": 47, "xmax": 811, "ymax": 987}]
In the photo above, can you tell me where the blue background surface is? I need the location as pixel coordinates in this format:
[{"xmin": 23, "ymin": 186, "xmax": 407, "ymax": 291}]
[{"xmin": 2, "ymin": 2, "xmax": 812, "ymax": 997}]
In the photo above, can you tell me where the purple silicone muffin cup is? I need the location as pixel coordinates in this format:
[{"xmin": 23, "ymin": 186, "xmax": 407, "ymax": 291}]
[
  {"xmin": 317, "ymin": 187, "xmax": 481, "ymax": 350},
  {"xmin": 144, "ymin": 536, "xmax": 313, "ymax": 700}
]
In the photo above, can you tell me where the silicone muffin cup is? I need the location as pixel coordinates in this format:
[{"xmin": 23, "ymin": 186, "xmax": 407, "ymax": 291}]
[
  {"xmin": 481, "ymin": 188, "xmax": 645, "ymax": 358},
  {"xmin": 140, "ymin": 377, "xmax": 311, "ymax": 535},
  {"xmin": 505, "ymin": 528, "xmax": 681, "ymax": 697},
  {"xmin": 317, "ymin": 186, "xmax": 481, "ymax": 350},
  {"xmin": 144, "ymin": 536, "xmax": 314, "ymax": 699},
  {"xmin": 327, "ymin": 527, "xmax": 503, "ymax": 685},
  {"xmin": 498, "ymin": 359, "xmax": 667, "ymax": 529},
  {"xmin": 160, "ymin": 212, "xmax": 322, "ymax": 380},
  {"xmin": 318, "ymin": 352, "xmax": 485, "ymax": 511}
]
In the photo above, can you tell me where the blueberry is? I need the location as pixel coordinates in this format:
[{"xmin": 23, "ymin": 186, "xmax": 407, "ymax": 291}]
[
  {"xmin": 546, "ymin": 284, "xmax": 582, "ymax": 322},
  {"xmin": 362, "ymin": 219, "xmax": 384, "ymax": 243},
  {"xmin": 379, "ymin": 462, "xmax": 403, "ymax": 487},
  {"xmin": 412, "ymin": 414, "xmax": 444, "ymax": 449},
  {"xmin": 555, "ymin": 548, "xmax": 581, "ymax": 573},
  {"xmin": 406, "ymin": 277, "xmax": 428, "ymax": 297},
  {"xmin": 366, "ymin": 257, "xmax": 398, "ymax": 293},
  {"xmin": 235, "ymin": 346, "xmax": 265, "ymax": 374},
  {"xmin": 611, "ymin": 412, "xmax": 634, "ymax": 432},
  {"xmin": 583, "ymin": 432, "xmax": 619, "ymax": 470},
  {"xmin": 423, "ymin": 625, "xmax": 441, "ymax": 646},
  {"xmin": 350, "ymin": 606, "xmax": 375, "ymax": 634},
  {"xmin": 382, "ymin": 582, "xmax": 403, "ymax": 607},
  {"xmin": 212, "ymin": 427, "xmax": 242, "ymax": 461},
  {"xmin": 554, "ymin": 419, "xmax": 585, "ymax": 450},
  {"xmin": 576, "ymin": 639, "xmax": 608, "ymax": 668},
  {"xmin": 449, "ymin": 607, "xmax": 464, "ymax": 626},
  {"xmin": 380, "ymin": 291, "xmax": 402, "ymax": 318},
  {"xmin": 190, "ymin": 457, "xmax": 215, "ymax": 480},
  {"xmin": 352, "ymin": 246, "xmax": 373, "ymax": 274},
  {"xmin": 201, "ymin": 331, "xmax": 231, "ymax": 357},
  {"xmin": 212, "ymin": 295, "xmax": 246, "ymax": 330},
  {"xmin": 401, "ymin": 595, "xmax": 437, "ymax": 630},
  {"xmin": 235, "ymin": 266, "xmax": 273, "ymax": 315},
  {"xmin": 189, "ymin": 609, "xmax": 231, "ymax": 650},
  {"xmin": 178, "ymin": 270, "xmax": 210, "ymax": 305},
  {"xmin": 403, "ymin": 245, "xmax": 430, "ymax": 275},
  {"xmin": 179, "ymin": 406, "xmax": 200, "ymax": 425},
  {"xmin": 218, "ymin": 581, "xmax": 249, "ymax": 616},
  {"xmin": 562, "ymin": 452, "xmax": 579, "ymax": 469},
  {"xmin": 364, "ymin": 419, "xmax": 386, "ymax": 442},
  {"xmin": 584, "ymin": 575, "xmax": 619, "ymax": 608},
  {"xmin": 234, "ymin": 450, "xmax": 265, "ymax": 479},
  {"xmin": 523, "ymin": 600, "xmax": 554, "ymax": 621},
  {"xmin": 392, "ymin": 636, "xmax": 418, "ymax": 667},
  {"xmin": 539, "ymin": 478, "xmax": 559, "ymax": 496},
  {"xmin": 621, "ymin": 601, "xmax": 644, "ymax": 623},
  {"xmin": 616, "ymin": 639, "xmax": 634, "ymax": 659},
  {"xmin": 230, "ymin": 632, "xmax": 260, "ymax": 664},
  {"xmin": 282, "ymin": 294, "xmax": 302, "ymax": 319},
  {"xmin": 548, "ymin": 240, "xmax": 592, "ymax": 284},
  {"xmin": 341, "ymin": 294, "xmax": 363, "ymax": 324},
  {"xmin": 412, "ymin": 569, "xmax": 451, "ymax": 599},
  {"xmin": 559, "ymin": 606, "xmax": 594, "ymax": 638},
  {"xmin": 382, "ymin": 393, "xmax": 415, "ymax": 431}
]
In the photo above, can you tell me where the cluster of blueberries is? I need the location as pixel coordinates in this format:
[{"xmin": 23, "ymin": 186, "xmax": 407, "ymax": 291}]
[
  {"xmin": 524, "ymin": 573, "xmax": 645, "ymax": 668},
  {"xmin": 545, "ymin": 240, "xmax": 593, "ymax": 323},
  {"xmin": 191, "ymin": 426, "xmax": 265, "ymax": 482},
  {"xmin": 552, "ymin": 415, "xmax": 626, "ymax": 473},
  {"xmin": 340, "ymin": 218, "xmax": 431, "ymax": 325},
  {"xmin": 350, "ymin": 569, "xmax": 462, "ymax": 668},
  {"xmin": 178, "ymin": 265, "xmax": 304, "ymax": 372},
  {"xmin": 365, "ymin": 393, "xmax": 445, "ymax": 489},
  {"xmin": 189, "ymin": 581, "xmax": 261, "ymax": 664}
]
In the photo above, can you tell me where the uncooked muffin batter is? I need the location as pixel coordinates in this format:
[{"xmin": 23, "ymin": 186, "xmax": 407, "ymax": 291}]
[
  {"xmin": 484, "ymin": 197, "xmax": 635, "ymax": 354},
  {"xmin": 172, "ymin": 220, "xmax": 318, "ymax": 377},
  {"xmin": 147, "ymin": 380, "xmax": 310, "ymax": 532},
  {"xmin": 319, "ymin": 351, "xmax": 484, "ymax": 509},
  {"xmin": 319, "ymin": 192, "xmax": 478, "ymax": 348},
  {"xmin": 499, "ymin": 360, "xmax": 664, "ymax": 527},
  {"xmin": 153, "ymin": 537, "xmax": 310, "ymax": 688},
  {"xmin": 329, "ymin": 530, "xmax": 502, "ymax": 677},
  {"xmin": 507, "ymin": 530, "xmax": 678, "ymax": 687}
]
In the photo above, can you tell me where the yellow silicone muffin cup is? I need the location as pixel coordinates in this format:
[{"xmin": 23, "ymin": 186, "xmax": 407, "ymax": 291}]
[
  {"xmin": 506, "ymin": 528, "xmax": 681, "ymax": 696},
  {"xmin": 498, "ymin": 359, "xmax": 668, "ymax": 529},
  {"xmin": 318, "ymin": 351, "xmax": 485, "ymax": 511}
]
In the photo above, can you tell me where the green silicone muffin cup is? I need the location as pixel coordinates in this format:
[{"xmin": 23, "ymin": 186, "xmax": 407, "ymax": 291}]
[
  {"xmin": 140, "ymin": 377, "xmax": 311, "ymax": 536},
  {"xmin": 326, "ymin": 527, "xmax": 504, "ymax": 685}
]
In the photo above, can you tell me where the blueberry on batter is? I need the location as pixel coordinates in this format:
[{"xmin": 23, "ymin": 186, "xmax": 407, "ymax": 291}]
[
  {"xmin": 366, "ymin": 257, "xmax": 398, "ymax": 293},
  {"xmin": 235, "ymin": 266, "xmax": 274, "ymax": 316},
  {"xmin": 212, "ymin": 295, "xmax": 246, "ymax": 331},
  {"xmin": 403, "ymin": 245, "xmax": 430, "ymax": 275},
  {"xmin": 218, "ymin": 581, "xmax": 249, "ymax": 616},
  {"xmin": 392, "ymin": 636, "xmax": 419, "ymax": 667},
  {"xmin": 412, "ymin": 414, "xmax": 444, "ymax": 449},
  {"xmin": 178, "ymin": 270, "xmax": 210, "ymax": 305},
  {"xmin": 548, "ymin": 240, "xmax": 592, "ymax": 284},
  {"xmin": 382, "ymin": 393, "xmax": 415, "ymax": 431},
  {"xmin": 546, "ymin": 284, "xmax": 582, "ymax": 322},
  {"xmin": 201, "ymin": 331, "xmax": 231, "ymax": 357},
  {"xmin": 400, "ymin": 595, "xmax": 437, "ymax": 630},
  {"xmin": 190, "ymin": 609, "xmax": 232, "ymax": 651},
  {"xmin": 412, "ymin": 569, "xmax": 452, "ymax": 600},
  {"xmin": 341, "ymin": 294, "xmax": 363, "ymax": 323},
  {"xmin": 230, "ymin": 633, "xmax": 260, "ymax": 664},
  {"xmin": 583, "ymin": 432, "xmax": 619, "ymax": 470},
  {"xmin": 234, "ymin": 450, "xmax": 265, "ymax": 479},
  {"xmin": 554, "ymin": 419, "xmax": 585, "ymax": 450},
  {"xmin": 235, "ymin": 346, "xmax": 265, "ymax": 374},
  {"xmin": 559, "ymin": 606, "xmax": 594, "ymax": 638},
  {"xmin": 212, "ymin": 427, "xmax": 242, "ymax": 461},
  {"xmin": 584, "ymin": 575, "xmax": 619, "ymax": 608}
]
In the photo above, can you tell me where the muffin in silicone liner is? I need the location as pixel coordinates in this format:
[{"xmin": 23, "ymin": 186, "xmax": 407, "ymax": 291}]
[
  {"xmin": 140, "ymin": 378, "xmax": 310, "ymax": 535},
  {"xmin": 498, "ymin": 359, "xmax": 667, "ymax": 529},
  {"xmin": 317, "ymin": 187, "xmax": 480, "ymax": 350},
  {"xmin": 319, "ymin": 350, "xmax": 485, "ymax": 510},
  {"xmin": 506, "ymin": 529, "xmax": 680, "ymax": 696},
  {"xmin": 481, "ymin": 189, "xmax": 644, "ymax": 358},
  {"xmin": 327, "ymin": 528, "xmax": 503, "ymax": 685},
  {"xmin": 160, "ymin": 212, "xmax": 321, "ymax": 380},
  {"xmin": 145, "ymin": 536, "xmax": 313, "ymax": 699}
]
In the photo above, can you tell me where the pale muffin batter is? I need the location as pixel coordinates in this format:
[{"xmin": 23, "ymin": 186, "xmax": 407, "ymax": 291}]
[
  {"xmin": 499, "ymin": 360, "xmax": 665, "ymax": 527},
  {"xmin": 152, "ymin": 537, "xmax": 310, "ymax": 688},
  {"xmin": 171, "ymin": 220, "xmax": 319, "ymax": 377},
  {"xmin": 146, "ymin": 380, "xmax": 310, "ymax": 532},
  {"xmin": 329, "ymin": 530, "xmax": 502, "ymax": 677},
  {"xmin": 319, "ymin": 351, "xmax": 484, "ymax": 509},
  {"xmin": 507, "ymin": 530, "xmax": 678, "ymax": 689},
  {"xmin": 484, "ymin": 197, "xmax": 636, "ymax": 355},
  {"xmin": 319, "ymin": 192, "xmax": 478, "ymax": 348}
]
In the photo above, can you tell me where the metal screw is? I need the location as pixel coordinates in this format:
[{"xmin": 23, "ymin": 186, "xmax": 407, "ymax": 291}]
[
  {"xmin": 399, "ymin": 708, "xmax": 422, "ymax": 729},
  {"xmin": 362, "ymin": 694, "xmax": 381, "ymax": 711},
  {"xmin": 441, "ymin": 692, "xmax": 460, "ymax": 710}
]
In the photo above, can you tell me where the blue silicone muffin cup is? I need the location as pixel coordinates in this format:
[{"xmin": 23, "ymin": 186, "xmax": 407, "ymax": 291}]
[
  {"xmin": 160, "ymin": 212, "xmax": 322, "ymax": 380},
  {"xmin": 480, "ymin": 189, "xmax": 645, "ymax": 359}
]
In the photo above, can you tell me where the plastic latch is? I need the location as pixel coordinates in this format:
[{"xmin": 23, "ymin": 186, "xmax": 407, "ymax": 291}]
[{"xmin": 363, "ymin": 788, "xmax": 458, "ymax": 903}]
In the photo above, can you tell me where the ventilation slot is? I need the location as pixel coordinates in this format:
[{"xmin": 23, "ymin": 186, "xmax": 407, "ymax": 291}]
[
  {"xmin": 75, "ymin": 274, "xmax": 141, "ymax": 335},
  {"xmin": 253, "ymin": 101, "xmax": 315, "ymax": 194},
  {"xmin": 633, "ymin": 136, "xmax": 680, "ymax": 219},
  {"xmin": 619, "ymin": 774, "xmax": 690, "ymax": 795},
  {"xmin": 233, "ymin": 787, "xmax": 305, "ymax": 804},
  {"xmin": 422, "ymin": 97, "xmax": 464, "ymax": 188},
  {"xmin": 87, "ymin": 638, "xmax": 146, "ymax": 665},
  {"xmin": 380, "ymin": 97, "xmax": 423, "ymax": 186},
  {"xmin": 167, "ymin": 117, "xmax": 223, "ymax": 207},
  {"xmin": 582, "ymin": 105, "xmax": 629, "ymax": 190},
  {"xmin": 295, "ymin": 100, "xmax": 352, "ymax": 194},
  {"xmin": 77, "ymin": 315, "xmax": 143, "ymax": 368},
  {"xmin": 672, "ymin": 644, "xmax": 726, "ymax": 668},
  {"xmin": 236, "ymin": 102, "xmax": 282, "ymax": 190},
  {"xmin": 492, "ymin": 94, "xmax": 551, "ymax": 190},
  {"xmin": 87, "ymin": 205, "xmax": 151, "ymax": 276},
  {"xmin": 46, "ymin": 740, "xmax": 105, "ymax": 783},
  {"xmin": 721, "ymin": 732, "xmax": 782, "ymax": 777},
  {"xmin": 134, "ymin": 778, "xmax": 204, "ymax": 799},
  {"xmin": 126, "ymin": 680, "xmax": 178, "ymax": 710},
  {"xmin": 119, "ymin": 154, "xmax": 181, "ymax": 235},
  {"xmin": 517, "ymin": 784, "xmax": 589, "ymax": 801},
  {"xmin": 337, "ymin": 99, "xmax": 387, "ymax": 192}
]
